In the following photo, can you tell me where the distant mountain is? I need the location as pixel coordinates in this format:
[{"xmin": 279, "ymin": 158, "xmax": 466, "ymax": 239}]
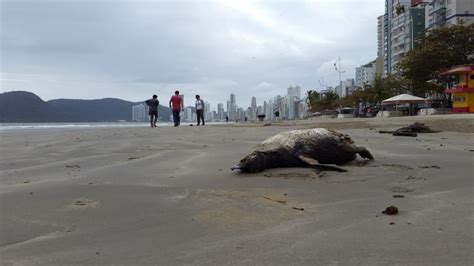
[{"xmin": 0, "ymin": 91, "xmax": 171, "ymax": 122}]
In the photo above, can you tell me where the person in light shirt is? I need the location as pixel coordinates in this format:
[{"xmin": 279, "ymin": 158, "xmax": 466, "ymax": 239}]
[{"xmin": 195, "ymin": 95, "xmax": 205, "ymax": 126}]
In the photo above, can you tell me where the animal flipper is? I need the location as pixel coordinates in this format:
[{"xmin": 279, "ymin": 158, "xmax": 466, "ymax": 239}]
[
  {"xmin": 297, "ymin": 155, "xmax": 348, "ymax": 172},
  {"xmin": 355, "ymin": 147, "xmax": 374, "ymax": 160}
]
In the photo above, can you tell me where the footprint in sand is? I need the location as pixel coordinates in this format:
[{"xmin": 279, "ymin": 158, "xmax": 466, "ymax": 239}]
[
  {"xmin": 66, "ymin": 198, "xmax": 100, "ymax": 210},
  {"xmin": 391, "ymin": 186, "xmax": 414, "ymax": 193}
]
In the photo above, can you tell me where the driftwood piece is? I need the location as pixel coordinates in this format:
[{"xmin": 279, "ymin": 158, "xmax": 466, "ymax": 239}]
[
  {"xmin": 379, "ymin": 122, "xmax": 438, "ymax": 137},
  {"xmin": 378, "ymin": 130, "xmax": 395, "ymax": 134},
  {"xmin": 397, "ymin": 122, "xmax": 440, "ymax": 133},
  {"xmin": 393, "ymin": 131, "xmax": 417, "ymax": 137}
]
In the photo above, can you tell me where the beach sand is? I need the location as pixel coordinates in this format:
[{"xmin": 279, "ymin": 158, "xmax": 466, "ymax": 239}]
[{"xmin": 1, "ymin": 114, "xmax": 473, "ymax": 265}]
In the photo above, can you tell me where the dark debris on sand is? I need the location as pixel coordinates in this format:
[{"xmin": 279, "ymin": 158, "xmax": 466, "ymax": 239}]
[
  {"xmin": 379, "ymin": 122, "xmax": 440, "ymax": 137},
  {"xmin": 382, "ymin": 205, "xmax": 399, "ymax": 215}
]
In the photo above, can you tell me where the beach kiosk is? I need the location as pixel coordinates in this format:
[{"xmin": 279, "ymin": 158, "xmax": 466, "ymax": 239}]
[
  {"xmin": 379, "ymin": 94, "xmax": 427, "ymax": 117},
  {"xmin": 443, "ymin": 65, "xmax": 474, "ymax": 113}
]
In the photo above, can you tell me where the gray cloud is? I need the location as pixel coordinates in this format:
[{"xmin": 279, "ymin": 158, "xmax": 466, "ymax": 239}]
[{"xmin": 1, "ymin": 0, "xmax": 384, "ymax": 108}]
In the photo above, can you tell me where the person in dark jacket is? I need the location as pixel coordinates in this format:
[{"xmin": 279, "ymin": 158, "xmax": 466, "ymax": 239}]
[
  {"xmin": 195, "ymin": 95, "xmax": 205, "ymax": 126},
  {"xmin": 145, "ymin": 94, "xmax": 159, "ymax": 128}
]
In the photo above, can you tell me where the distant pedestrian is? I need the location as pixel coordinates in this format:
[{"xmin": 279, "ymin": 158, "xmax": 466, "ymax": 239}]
[
  {"xmin": 145, "ymin": 94, "xmax": 159, "ymax": 128},
  {"xmin": 226, "ymin": 116, "xmax": 229, "ymax": 123},
  {"xmin": 169, "ymin": 90, "xmax": 184, "ymax": 126},
  {"xmin": 195, "ymin": 95, "xmax": 205, "ymax": 126}
]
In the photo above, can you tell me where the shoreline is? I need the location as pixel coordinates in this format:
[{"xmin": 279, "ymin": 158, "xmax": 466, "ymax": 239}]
[{"xmin": 2, "ymin": 113, "xmax": 473, "ymax": 133}]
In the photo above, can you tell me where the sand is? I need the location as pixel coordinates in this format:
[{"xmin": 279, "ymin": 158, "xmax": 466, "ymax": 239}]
[{"xmin": 1, "ymin": 114, "xmax": 473, "ymax": 265}]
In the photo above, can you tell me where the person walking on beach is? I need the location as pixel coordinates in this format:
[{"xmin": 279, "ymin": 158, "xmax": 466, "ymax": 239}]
[
  {"xmin": 145, "ymin": 94, "xmax": 159, "ymax": 128},
  {"xmin": 169, "ymin": 90, "xmax": 183, "ymax": 126},
  {"xmin": 195, "ymin": 95, "xmax": 205, "ymax": 126}
]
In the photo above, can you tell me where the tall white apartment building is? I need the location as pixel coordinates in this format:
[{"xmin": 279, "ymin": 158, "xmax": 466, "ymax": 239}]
[
  {"xmin": 184, "ymin": 107, "xmax": 193, "ymax": 122},
  {"xmin": 287, "ymin": 86, "xmax": 301, "ymax": 119},
  {"xmin": 426, "ymin": 0, "xmax": 474, "ymax": 30},
  {"xmin": 204, "ymin": 102, "xmax": 211, "ymax": 121},
  {"xmin": 217, "ymin": 103, "xmax": 224, "ymax": 121},
  {"xmin": 356, "ymin": 61, "xmax": 377, "ymax": 87},
  {"xmin": 228, "ymin": 93, "xmax": 236, "ymax": 120},
  {"xmin": 132, "ymin": 104, "xmax": 147, "ymax": 122},
  {"xmin": 338, "ymin": 79, "xmax": 356, "ymax": 97}
]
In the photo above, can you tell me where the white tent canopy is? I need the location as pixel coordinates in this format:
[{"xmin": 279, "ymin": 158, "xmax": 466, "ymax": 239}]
[
  {"xmin": 380, "ymin": 94, "xmax": 428, "ymax": 117},
  {"xmin": 382, "ymin": 94, "xmax": 427, "ymax": 104}
]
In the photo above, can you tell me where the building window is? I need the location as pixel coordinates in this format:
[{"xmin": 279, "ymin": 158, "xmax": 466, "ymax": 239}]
[
  {"xmin": 453, "ymin": 96, "xmax": 465, "ymax": 103},
  {"xmin": 470, "ymin": 75, "xmax": 474, "ymax": 80}
]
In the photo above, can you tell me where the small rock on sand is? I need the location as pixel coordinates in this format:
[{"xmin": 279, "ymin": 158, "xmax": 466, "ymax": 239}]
[
  {"xmin": 419, "ymin": 165, "xmax": 441, "ymax": 169},
  {"xmin": 382, "ymin": 205, "xmax": 399, "ymax": 215},
  {"xmin": 292, "ymin": 207, "xmax": 304, "ymax": 211}
]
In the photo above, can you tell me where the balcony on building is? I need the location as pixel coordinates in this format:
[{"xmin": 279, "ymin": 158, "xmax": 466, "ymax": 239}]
[{"xmin": 429, "ymin": 6, "xmax": 446, "ymax": 16}]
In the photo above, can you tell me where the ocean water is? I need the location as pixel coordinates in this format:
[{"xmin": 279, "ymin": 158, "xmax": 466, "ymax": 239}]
[{"xmin": 0, "ymin": 121, "xmax": 229, "ymax": 131}]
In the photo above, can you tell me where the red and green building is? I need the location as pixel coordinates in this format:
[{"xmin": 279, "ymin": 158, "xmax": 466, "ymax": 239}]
[{"xmin": 444, "ymin": 65, "xmax": 474, "ymax": 113}]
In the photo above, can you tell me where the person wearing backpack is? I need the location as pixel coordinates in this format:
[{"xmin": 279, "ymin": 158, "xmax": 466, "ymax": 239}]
[{"xmin": 145, "ymin": 94, "xmax": 159, "ymax": 128}]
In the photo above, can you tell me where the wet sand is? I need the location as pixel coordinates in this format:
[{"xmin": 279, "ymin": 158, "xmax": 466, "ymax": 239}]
[{"xmin": 1, "ymin": 114, "xmax": 473, "ymax": 265}]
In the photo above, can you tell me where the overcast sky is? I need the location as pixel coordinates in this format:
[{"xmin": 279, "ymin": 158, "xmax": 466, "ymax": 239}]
[{"xmin": 1, "ymin": 0, "xmax": 384, "ymax": 108}]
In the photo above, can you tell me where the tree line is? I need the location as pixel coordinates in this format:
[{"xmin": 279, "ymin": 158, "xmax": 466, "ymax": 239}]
[{"xmin": 307, "ymin": 24, "xmax": 474, "ymax": 112}]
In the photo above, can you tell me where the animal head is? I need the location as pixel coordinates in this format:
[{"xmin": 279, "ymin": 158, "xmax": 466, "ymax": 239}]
[{"xmin": 231, "ymin": 152, "xmax": 267, "ymax": 173}]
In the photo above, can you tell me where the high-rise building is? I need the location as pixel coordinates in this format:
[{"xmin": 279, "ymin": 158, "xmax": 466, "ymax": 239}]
[
  {"xmin": 184, "ymin": 107, "xmax": 193, "ymax": 122},
  {"xmin": 266, "ymin": 99, "xmax": 274, "ymax": 120},
  {"xmin": 356, "ymin": 61, "xmax": 377, "ymax": 87},
  {"xmin": 263, "ymin": 101, "xmax": 267, "ymax": 120},
  {"xmin": 204, "ymin": 102, "xmax": 211, "ymax": 122},
  {"xmin": 217, "ymin": 103, "xmax": 224, "ymax": 121},
  {"xmin": 391, "ymin": 2, "xmax": 425, "ymax": 72},
  {"xmin": 383, "ymin": 0, "xmax": 393, "ymax": 74},
  {"xmin": 287, "ymin": 86, "xmax": 301, "ymax": 119},
  {"xmin": 228, "ymin": 93, "xmax": 237, "ymax": 120},
  {"xmin": 337, "ymin": 79, "xmax": 356, "ymax": 97},
  {"xmin": 132, "ymin": 104, "xmax": 148, "ymax": 122},
  {"xmin": 377, "ymin": 15, "xmax": 386, "ymax": 58},
  {"xmin": 251, "ymin": 96, "xmax": 257, "ymax": 109},
  {"xmin": 377, "ymin": 15, "xmax": 386, "ymax": 76},
  {"xmin": 250, "ymin": 96, "xmax": 257, "ymax": 120},
  {"xmin": 384, "ymin": 0, "xmax": 426, "ymax": 74},
  {"xmin": 425, "ymin": 0, "xmax": 473, "ymax": 30},
  {"xmin": 273, "ymin": 95, "xmax": 284, "ymax": 119}
]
